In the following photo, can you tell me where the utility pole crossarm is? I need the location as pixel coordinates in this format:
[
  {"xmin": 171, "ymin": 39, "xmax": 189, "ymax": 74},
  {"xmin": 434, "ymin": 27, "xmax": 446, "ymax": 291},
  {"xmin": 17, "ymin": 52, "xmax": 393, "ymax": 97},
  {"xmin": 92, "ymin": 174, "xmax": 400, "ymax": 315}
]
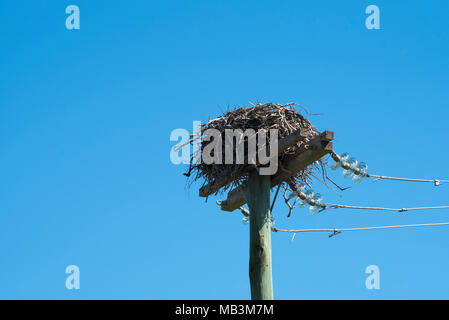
[
  {"xmin": 199, "ymin": 129, "xmax": 310, "ymax": 198},
  {"xmin": 219, "ymin": 131, "xmax": 334, "ymax": 212}
]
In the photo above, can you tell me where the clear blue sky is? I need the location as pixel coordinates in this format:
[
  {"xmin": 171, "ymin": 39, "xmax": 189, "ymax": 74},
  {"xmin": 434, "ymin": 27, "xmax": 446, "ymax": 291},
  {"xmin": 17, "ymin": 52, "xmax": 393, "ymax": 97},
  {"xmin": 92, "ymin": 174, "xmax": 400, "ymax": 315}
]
[{"xmin": 1, "ymin": 1, "xmax": 449, "ymax": 299}]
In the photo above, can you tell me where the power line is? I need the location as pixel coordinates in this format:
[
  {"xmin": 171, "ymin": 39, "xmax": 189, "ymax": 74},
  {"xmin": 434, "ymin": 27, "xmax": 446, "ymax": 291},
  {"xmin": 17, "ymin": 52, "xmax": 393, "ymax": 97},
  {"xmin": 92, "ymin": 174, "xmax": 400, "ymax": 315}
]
[
  {"xmin": 285, "ymin": 183, "xmax": 449, "ymax": 214},
  {"xmin": 368, "ymin": 174, "xmax": 449, "ymax": 185},
  {"xmin": 272, "ymin": 222, "xmax": 449, "ymax": 238},
  {"xmin": 330, "ymin": 152, "xmax": 449, "ymax": 185},
  {"xmin": 322, "ymin": 204, "xmax": 449, "ymax": 213}
]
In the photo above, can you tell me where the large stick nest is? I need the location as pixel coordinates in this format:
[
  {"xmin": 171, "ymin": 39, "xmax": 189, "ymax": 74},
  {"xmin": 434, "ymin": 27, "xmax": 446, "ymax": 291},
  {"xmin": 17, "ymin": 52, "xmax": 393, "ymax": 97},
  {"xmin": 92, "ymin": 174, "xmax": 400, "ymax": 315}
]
[{"xmin": 184, "ymin": 102, "xmax": 323, "ymax": 194}]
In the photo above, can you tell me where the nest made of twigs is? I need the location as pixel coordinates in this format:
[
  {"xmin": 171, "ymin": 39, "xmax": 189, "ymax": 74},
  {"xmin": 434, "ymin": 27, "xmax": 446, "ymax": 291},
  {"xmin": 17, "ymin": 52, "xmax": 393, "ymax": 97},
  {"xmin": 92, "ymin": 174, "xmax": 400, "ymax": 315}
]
[{"xmin": 184, "ymin": 102, "xmax": 323, "ymax": 194}]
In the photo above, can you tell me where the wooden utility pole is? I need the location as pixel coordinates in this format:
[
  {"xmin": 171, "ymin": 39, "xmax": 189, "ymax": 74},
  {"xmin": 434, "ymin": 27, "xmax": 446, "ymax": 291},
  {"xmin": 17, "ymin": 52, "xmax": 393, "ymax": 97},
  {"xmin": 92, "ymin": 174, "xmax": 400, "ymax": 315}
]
[
  {"xmin": 197, "ymin": 128, "xmax": 334, "ymax": 299},
  {"xmin": 246, "ymin": 170, "xmax": 273, "ymax": 300}
]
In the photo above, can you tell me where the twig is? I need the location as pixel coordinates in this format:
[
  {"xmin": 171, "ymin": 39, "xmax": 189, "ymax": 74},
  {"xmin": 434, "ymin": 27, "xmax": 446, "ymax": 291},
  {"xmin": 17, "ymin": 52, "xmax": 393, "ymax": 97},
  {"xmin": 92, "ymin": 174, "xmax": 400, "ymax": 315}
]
[{"xmin": 270, "ymin": 184, "xmax": 281, "ymax": 213}]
